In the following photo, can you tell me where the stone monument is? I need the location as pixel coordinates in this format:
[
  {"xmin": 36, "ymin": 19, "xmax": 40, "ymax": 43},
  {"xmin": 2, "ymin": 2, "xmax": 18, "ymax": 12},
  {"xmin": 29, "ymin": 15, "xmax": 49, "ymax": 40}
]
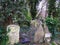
[{"xmin": 7, "ymin": 24, "xmax": 20, "ymax": 45}]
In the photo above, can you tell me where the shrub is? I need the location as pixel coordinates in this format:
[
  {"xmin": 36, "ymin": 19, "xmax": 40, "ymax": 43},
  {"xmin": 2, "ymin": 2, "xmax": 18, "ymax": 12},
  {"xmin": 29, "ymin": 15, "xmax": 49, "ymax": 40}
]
[
  {"xmin": 45, "ymin": 17, "xmax": 58, "ymax": 39},
  {"xmin": 0, "ymin": 26, "xmax": 8, "ymax": 45}
]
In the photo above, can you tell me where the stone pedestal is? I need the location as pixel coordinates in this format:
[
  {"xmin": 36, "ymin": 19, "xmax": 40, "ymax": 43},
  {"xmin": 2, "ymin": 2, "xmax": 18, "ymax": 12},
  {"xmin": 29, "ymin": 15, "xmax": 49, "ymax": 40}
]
[{"xmin": 7, "ymin": 24, "xmax": 20, "ymax": 45}]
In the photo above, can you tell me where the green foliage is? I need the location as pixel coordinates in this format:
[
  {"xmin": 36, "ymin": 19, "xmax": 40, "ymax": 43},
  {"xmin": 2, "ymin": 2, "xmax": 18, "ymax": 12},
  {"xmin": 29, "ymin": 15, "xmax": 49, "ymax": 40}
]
[
  {"xmin": 28, "ymin": 0, "xmax": 38, "ymax": 19},
  {"xmin": 46, "ymin": 17, "xmax": 58, "ymax": 29},
  {"xmin": 45, "ymin": 17, "xmax": 58, "ymax": 39},
  {"xmin": 48, "ymin": 0, "xmax": 56, "ymax": 17},
  {"xmin": 0, "ymin": 26, "xmax": 8, "ymax": 45},
  {"xmin": 0, "ymin": 0, "xmax": 32, "ymax": 25},
  {"xmin": 47, "ymin": 0, "xmax": 60, "ymax": 39},
  {"xmin": 56, "ymin": 1, "xmax": 60, "ymax": 30}
]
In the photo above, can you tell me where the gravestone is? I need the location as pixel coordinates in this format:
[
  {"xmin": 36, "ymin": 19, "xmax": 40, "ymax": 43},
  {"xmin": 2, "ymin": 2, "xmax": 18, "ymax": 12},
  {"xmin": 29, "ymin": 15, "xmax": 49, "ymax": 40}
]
[{"xmin": 7, "ymin": 24, "xmax": 20, "ymax": 45}]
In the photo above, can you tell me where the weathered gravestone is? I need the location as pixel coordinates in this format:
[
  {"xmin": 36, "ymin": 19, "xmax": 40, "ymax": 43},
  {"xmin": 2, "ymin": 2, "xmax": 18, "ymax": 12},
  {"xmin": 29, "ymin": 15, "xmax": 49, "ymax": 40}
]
[{"xmin": 7, "ymin": 24, "xmax": 20, "ymax": 45}]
